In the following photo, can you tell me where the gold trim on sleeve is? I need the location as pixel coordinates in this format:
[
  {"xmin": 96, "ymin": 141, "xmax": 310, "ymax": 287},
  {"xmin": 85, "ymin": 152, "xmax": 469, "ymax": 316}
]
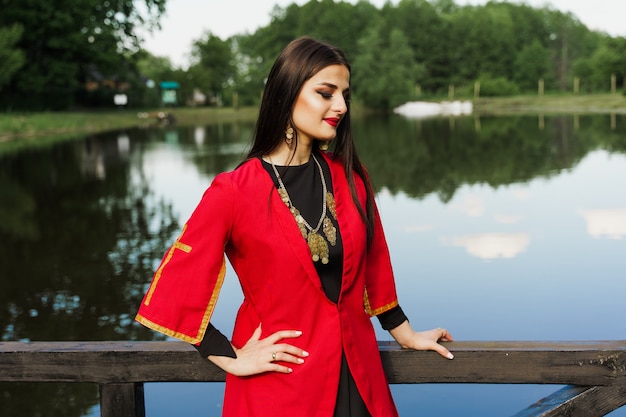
[
  {"xmin": 136, "ymin": 256, "xmax": 227, "ymax": 344},
  {"xmin": 144, "ymin": 225, "xmax": 192, "ymax": 306},
  {"xmin": 364, "ymin": 288, "xmax": 399, "ymax": 316}
]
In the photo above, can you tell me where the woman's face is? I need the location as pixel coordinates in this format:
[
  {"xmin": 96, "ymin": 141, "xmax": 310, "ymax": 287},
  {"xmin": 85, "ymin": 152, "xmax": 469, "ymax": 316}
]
[{"xmin": 291, "ymin": 64, "xmax": 350, "ymax": 146}]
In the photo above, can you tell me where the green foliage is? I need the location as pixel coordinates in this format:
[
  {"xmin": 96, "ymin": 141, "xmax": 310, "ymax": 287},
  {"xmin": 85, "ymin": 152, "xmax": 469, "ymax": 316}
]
[
  {"xmin": 513, "ymin": 40, "xmax": 553, "ymax": 91},
  {"xmin": 380, "ymin": 0, "xmax": 448, "ymax": 91},
  {"xmin": 0, "ymin": 0, "xmax": 166, "ymax": 110},
  {"xmin": 353, "ymin": 26, "xmax": 418, "ymax": 109},
  {"xmin": 578, "ymin": 37, "xmax": 626, "ymax": 92},
  {"xmin": 188, "ymin": 33, "xmax": 236, "ymax": 106},
  {"xmin": 476, "ymin": 76, "xmax": 520, "ymax": 97},
  {"xmin": 1, "ymin": 0, "xmax": 622, "ymax": 111},
  {"xmin": 0, "ymin": 24, "xmax": 25, "ymax": 90}
]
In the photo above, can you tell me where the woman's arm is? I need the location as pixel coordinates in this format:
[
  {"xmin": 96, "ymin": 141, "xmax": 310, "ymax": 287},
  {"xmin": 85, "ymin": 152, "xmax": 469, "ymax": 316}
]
[
  {"xmin": 389, "ymin": 320, "xmax": 454, "ymax": 360},
  {"xmin": 207, "ymin": 324, "xmax": 309, "ymax": 376}
]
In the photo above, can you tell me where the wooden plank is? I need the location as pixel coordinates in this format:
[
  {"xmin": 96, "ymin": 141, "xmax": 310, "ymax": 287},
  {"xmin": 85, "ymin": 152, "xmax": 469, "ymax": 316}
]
[
  {"xmin": 513, "ymin": 385, "xmax": 626, "ymax": 417},
  {"xmin": 379, "ymin": 341, "xmax": 626, "ymax": 385},
  {"xmin": 99, "ymin": 383, "xmax": 145, "ymax": 417},
  {"xmin": 512, "ymin": 386, "xmax": 592, "ymax": 417},
  {"xmin": 0, "ymin": 341, "xmax": 624, "ymax": 386},
  {"xmin": 0, "ymin": 341, "xmax": 224, "ymax": 383}
]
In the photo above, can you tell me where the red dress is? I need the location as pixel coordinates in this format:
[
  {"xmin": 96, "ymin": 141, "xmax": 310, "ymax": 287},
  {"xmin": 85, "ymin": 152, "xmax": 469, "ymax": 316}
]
[{"xmin": 136, "ymin": 153, "xmax": 401, "ymax": 417}]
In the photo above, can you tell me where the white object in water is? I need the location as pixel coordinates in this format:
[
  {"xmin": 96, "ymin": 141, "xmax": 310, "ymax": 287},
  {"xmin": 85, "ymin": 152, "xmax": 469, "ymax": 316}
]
[{"xmin": 393, "ymin": 101, "xmax": 473, "ymax": 118}]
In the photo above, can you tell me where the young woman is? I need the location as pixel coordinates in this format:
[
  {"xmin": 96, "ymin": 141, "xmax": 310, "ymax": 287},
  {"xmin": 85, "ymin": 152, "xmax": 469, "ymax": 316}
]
[{"xmin": 136, "ymin": 36, "xmax": 453, "ymax": 417}]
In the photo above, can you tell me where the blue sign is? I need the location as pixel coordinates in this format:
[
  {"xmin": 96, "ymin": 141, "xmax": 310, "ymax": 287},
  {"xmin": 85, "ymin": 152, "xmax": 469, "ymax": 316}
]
[{"xmin": 160, "ymin": 81, "xmax": 179, "ymax": 89}]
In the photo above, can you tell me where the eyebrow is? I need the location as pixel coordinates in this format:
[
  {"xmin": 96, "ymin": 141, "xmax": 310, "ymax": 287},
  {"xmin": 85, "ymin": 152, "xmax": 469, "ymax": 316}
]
[{"xmin": 316, "ymin": 82, "xmax": 350, "ymax": 93}]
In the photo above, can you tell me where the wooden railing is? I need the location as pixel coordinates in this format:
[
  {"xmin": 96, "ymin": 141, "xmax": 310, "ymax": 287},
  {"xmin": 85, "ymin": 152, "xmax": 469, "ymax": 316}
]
[{"xmin": 1, "ymin": 341, "xmax": 624, "ymax": 417}]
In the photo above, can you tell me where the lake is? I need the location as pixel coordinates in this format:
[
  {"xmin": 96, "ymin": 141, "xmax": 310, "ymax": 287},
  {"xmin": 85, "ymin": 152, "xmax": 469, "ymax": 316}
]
[{"xmin": 1, "ymin": 112, "xmax": 624, "ymax": 416}]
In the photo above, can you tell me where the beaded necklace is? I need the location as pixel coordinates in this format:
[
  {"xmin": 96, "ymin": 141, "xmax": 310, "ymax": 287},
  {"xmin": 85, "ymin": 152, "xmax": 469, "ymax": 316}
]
[{"xmin": 269, "ymin": 154, "xmax": 337, "ymax": 264}]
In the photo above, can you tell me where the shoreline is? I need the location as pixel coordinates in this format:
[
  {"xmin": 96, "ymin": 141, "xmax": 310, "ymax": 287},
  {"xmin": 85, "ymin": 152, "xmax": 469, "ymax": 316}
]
[{"xmin": 1, "ymin": 93, "xmax": 625, "ymax": 143}]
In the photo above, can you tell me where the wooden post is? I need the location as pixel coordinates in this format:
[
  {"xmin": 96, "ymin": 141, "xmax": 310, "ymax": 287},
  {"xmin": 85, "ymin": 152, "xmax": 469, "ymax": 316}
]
[
  {"xmin": 100, "ymin": 383, "xmax": 145, "ymax": 417},
  {"xmin": 611, "ymin": 74, "xmax": 617, "ymax": 93},
  {"xmin": 415, "ymin": 84, "xmax": 421, "ymax": 97},
  {"xmin": 448, "ymin": 84, "xmax": 454, "ymax": 100},
  {"xmin": 538, "ymin": 79, "xmax": 544, "ymax": 97},
  {"xmin": 474, "ymin": 115, "xmax": 481, "ymax": 132},
  {"xmin": 474, "ymin": 81, "xmax": 480, "ymax": 99},
  {"xmin": 574, "ymin": 77, "xmax": 580, "ymax": 95},
  {"xmin": 232, "ymin": 92, "xmax": 239, "ymax": 109}
]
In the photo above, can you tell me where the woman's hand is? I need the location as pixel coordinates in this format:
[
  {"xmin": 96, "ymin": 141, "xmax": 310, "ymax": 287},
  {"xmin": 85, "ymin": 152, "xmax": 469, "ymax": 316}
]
[
  {"xmin": 389, "ymin": 320, "xmax": 454, "ymax": 360},
  {"xmin": 208, "ymin": 324, "xmax": 309, "ymax": 376}
]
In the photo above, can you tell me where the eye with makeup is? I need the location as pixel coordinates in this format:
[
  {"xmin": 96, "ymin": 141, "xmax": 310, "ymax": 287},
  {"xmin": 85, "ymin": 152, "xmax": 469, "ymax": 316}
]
[
  {"xmin": 317, "ymin": 90, "xmax": 333, "ymax": 99},
  {"xmin": 317, "ymin": 90, "xmax": 351, "ymax": 104}
]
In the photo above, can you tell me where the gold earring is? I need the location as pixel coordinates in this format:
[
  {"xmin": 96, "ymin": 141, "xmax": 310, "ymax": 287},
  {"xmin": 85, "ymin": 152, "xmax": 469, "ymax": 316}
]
[
  {"xmin": 319, "ymin": 141, "xmax": 329, "ymax": 151},
  {"xmin": 285, "ymin": 126, "xmax": 294, "ymax": 145}
]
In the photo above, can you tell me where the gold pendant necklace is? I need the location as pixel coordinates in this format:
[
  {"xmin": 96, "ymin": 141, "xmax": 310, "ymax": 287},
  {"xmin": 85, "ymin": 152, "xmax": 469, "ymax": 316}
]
[{"xmin": 270, "ymin": 154, "xmax": 337, "ymax": 264}]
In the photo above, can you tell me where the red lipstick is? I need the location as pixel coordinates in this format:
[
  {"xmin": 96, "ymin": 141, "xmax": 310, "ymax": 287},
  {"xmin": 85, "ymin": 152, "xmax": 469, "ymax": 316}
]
[{"xmin": 324, "ymin": 117, "xmax": 340, "ymax": 127}]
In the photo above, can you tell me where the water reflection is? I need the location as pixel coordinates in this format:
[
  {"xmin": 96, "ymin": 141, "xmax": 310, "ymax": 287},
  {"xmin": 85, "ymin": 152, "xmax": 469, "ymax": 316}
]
[
  {"xmin": 442, "ymin": 232, "xmax": 531, "ymax": 259},
  {"xmin": 579, "ymin": 209, "xmax": 626, "ymax": 239},
  {"xmin": 0, "ymin": 113, "xmax": 624, "ymax": 417}
]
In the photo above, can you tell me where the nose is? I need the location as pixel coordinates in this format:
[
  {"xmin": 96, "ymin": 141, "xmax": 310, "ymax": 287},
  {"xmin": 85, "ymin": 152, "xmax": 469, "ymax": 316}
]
[{"xmin": 333, "ymin": 95, "xmax": 348, "ymax": 115}]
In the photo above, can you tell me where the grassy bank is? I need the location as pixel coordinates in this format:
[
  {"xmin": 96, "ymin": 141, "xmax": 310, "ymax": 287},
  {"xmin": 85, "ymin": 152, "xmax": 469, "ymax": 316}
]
[
  {"xmin": 473, "ymin": 92, "xmax": 626, "ymax": 115},
  {"xmin": 0, "ymin": 107, "xmax": 261, "ymax": 154},
  {"xmin": 1, "ymin": 93, "xmax": 625, "ymax": 143},
  {"xmin": 0, "ymin": 107, "xmax": 260, "ymax": 142}
]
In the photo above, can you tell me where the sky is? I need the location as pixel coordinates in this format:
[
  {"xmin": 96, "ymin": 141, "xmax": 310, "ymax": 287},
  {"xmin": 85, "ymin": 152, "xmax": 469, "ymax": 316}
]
[{"xmin": 142, "ymin": 0, "xmax": 626, "ymax": 68}]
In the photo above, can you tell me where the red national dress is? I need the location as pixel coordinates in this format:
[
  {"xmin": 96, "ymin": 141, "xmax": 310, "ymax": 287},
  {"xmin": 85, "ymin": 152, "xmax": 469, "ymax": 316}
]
[{"xmin": 136, "ymin": 153, "xmax": 400, "ymax": 417}]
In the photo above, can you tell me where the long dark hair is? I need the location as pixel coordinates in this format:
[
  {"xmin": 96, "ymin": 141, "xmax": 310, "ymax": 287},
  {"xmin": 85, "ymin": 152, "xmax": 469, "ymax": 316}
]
[{"xmin": 246, "ymin": 36, "xmax": 375, "ymax": 248}]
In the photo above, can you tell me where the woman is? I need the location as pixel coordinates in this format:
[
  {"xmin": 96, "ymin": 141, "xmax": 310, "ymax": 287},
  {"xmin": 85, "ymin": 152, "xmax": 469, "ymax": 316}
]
[{"xmin": 136, "ymin": 36, "xmax": 453, "ymax": 417}]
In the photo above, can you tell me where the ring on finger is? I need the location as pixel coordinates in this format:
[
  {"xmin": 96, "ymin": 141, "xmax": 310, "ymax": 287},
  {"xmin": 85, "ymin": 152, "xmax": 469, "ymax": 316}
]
[{"xmin": 271, "ymin": 352, "xmax": 277, "ymax": 361}]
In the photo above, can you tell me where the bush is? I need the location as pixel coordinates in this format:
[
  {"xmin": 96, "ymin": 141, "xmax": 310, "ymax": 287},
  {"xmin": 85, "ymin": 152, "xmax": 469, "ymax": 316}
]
[{"xmin": 477, "ymin": 77, "xmax": 520, "ymax": 97}]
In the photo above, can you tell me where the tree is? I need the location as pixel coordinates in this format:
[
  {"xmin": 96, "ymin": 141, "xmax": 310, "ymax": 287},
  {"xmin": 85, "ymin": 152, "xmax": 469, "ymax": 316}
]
[
  {"xmin": 579, "ymin": 37, "xmax": 626, "ymax": 92},
  {"xmin": 448, "ymin": 4, "xmax": 516, "ymax": 84},
  {"xmin": 381, "ymin": 0, "xmax": 449, "ymax": 93},
  {"xmin": 0, "ymin": 0, "xmax": 166, "ymax": 110},
  {"xmin": 353, "ymin": 26, "xmax": 417, "ymax": 109},
  {"xmin": 0, "ymin": 24, "xmax": 25, "ymax": 91},
  {"xmin": 514, "ymin": 40, "xmax": 553, "ymax": 92},
  {"xmin": 543, "ymin": 8, "xmax": 601, "ymax": 91},
  {"xmin": 188, "ymin": 33, "xmax": 235, "ymax": 106}
]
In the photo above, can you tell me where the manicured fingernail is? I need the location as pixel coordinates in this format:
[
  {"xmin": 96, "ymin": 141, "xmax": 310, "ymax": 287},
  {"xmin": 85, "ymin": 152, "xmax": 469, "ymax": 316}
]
[
  {"xmin": 447, "ymin": 352, "xmax": 454, "ymax": 360},
  {"xmin": 302, "ymin": 350, "xmax": 309, "ymax": 357},
  {"xmin": 288, "ymin": 368, "xmax": 293, "ymax": 373},
  {"xmin": 297, "ymin": 358, "xmax": 304, "ymax": 364},
  {"xmin": 295, "ymin": 331, "xmax": 302, "ymax": 336}
]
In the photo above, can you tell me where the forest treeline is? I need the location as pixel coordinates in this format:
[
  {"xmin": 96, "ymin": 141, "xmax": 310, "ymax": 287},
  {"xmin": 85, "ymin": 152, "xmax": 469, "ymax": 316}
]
[{"xmin": 1, "ymin": 0, "xmax": 625, "ymax": 111}]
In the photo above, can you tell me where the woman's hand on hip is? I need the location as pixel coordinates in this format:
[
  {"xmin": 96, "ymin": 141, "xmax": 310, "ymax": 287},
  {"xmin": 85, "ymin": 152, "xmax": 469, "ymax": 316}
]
[{"xmin": 208, "ymin": 324, "xmax": 309, "ymax": 376}]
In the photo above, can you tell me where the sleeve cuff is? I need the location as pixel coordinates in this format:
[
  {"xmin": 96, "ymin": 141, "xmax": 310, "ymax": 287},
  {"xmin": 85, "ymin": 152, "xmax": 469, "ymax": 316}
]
[
  {"xmin": 192, "ymin": 323, "xmax": 237, "ymax": 359},
  {"xmin": 376, "ymin": 305, "xmax": 408, "ymax": 331}
]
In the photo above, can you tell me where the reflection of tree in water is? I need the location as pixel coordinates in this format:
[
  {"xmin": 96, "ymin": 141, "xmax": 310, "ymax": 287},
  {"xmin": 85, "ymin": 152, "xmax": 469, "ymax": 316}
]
[
  {"xmin": 0, "ymin": 383, "xmax": 98, "ymax": 417},
  {"xmin": 354, "ymin": 113, "xmax": 626, "ymax": 202},
  {"xmin": 179, "ymin": 123, "xmax": 254, "ymax": 173},
  {"xmin": 0, "ymin": 130, "xmax": 179, "ymax": 416}
]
